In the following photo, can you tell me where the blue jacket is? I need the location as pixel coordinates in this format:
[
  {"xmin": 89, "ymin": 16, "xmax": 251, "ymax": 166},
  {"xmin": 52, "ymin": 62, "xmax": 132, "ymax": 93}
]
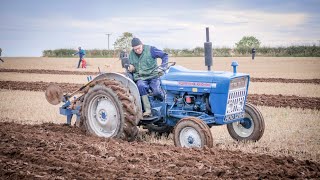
[
  {"xmin": 150, "ymin": 46, "xmax": 168, "ymax": 68},
  {"xmin": 75, "ymin": 49, "xmax": 86, "ymax": 58}
]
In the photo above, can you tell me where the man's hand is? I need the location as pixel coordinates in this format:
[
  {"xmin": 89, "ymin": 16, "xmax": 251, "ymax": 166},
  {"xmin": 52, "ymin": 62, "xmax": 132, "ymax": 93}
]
[
  {"xmin": 157, "ymin": 70, "xmax": 164, "ymax": 76},
  {"xmin": 159, "ymin": 66, "xmax": 166, "ymax": 72},
  {"xmin": 127, "ymin": 64, "xmax": 135, "ymax": 73},
  {"xmin": 158, "ymin": 67, "xmax": 166, "ymax": 76}
]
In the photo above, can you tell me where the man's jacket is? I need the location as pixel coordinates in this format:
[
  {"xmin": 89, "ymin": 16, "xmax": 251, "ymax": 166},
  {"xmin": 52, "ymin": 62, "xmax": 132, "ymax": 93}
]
[{"xmin": 129, "ymin": 45, "xmax": 158, "ymax": 81}]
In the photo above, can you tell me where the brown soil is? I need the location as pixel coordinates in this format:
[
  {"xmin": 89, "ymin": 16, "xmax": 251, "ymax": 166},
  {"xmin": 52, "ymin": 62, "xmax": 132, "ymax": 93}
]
[
  {"xmin": 0, "ymin": 81, "xmax": 81, "ymax": 92},
  {"xmin": 1, "ymin": 81, "xmax": 319, "ymax": 110},
  {"xmin": 0, "ymin": 68, "xmax": 96, "ymax": 75},
  {"xmin": 250, "ymin": 77, "xmax": 320, "ymax": 84},
  {"xmin": 248, "ymin": 94, "xmax": 320, "ymax": 110},
  {"xmin": 1, "ymin": 121, "xmax": 319, "ymax": 179},
  {"xmin": 1, "ymin": 68, "xmax": 319, "ymax": 84},
  {"xmin": 0, "ymin": 68, "xmax": 95, "ymax": 75}
]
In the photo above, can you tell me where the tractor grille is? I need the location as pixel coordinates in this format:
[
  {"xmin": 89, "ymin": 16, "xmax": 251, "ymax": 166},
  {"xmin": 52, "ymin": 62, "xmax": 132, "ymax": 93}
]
[{"xmin": 226, "ymin": 77, "xmax": 248, "ymax": 115}]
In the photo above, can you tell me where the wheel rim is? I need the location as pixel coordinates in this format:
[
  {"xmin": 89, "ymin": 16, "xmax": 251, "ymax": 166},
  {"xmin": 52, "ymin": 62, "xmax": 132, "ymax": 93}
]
[
  {"xmin": 88, "ymin": 94, "xmax": 120, "ymax": 137},
  {"xmin": 179, "ymin": 127, "xmax": 202, "ymax": 148},
  {"xmin": 232, "ymin": 112, "xmax": 254, "ymax": 138}
]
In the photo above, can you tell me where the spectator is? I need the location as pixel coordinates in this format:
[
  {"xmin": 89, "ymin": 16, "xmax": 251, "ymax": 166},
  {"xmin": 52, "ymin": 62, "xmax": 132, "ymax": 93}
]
[
  {"xmin": 73, "ymin": 47, "xmax": 86, "ymax": 68},
  {"xmin": 127, "ymin": 37, "xmax": 168, "ymax": 117},
  {"xmin": 251, "ymin": 47, "xmax": 256, "ymax": 60},
  {"xmin": 0, "ymin": 48, "xmax": 4, "ymax": 62}
]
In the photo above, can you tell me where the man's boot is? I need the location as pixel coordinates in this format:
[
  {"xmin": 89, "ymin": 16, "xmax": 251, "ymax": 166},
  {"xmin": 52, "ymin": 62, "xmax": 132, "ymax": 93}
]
[{"xmin": 141, "ymin": 95, "xmax": 152, "ymax": 117}]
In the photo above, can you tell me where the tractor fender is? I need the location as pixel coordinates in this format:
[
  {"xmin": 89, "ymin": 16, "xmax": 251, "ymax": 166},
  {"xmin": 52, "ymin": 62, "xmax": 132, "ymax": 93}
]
[{"xmin": 93, "ymin": 72, "xmax": 143, "ymax": 121}]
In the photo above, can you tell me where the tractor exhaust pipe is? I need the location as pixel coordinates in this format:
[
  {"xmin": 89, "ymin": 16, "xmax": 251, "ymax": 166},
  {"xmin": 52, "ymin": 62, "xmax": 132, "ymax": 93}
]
[{"xmin": 204, "ymin": 27, "xmax": 213, "ymax": 71}]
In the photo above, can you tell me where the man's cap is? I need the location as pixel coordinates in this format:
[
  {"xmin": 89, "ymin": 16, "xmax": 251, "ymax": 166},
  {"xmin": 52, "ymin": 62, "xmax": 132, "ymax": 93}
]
[{"xmin": 131, "ymin": 38, "xmax": 142, "ymax": 47}]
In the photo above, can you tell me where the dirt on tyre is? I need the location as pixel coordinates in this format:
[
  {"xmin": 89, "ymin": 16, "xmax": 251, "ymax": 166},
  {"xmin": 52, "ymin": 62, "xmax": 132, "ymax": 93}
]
[
  {"xmin": 173, "ymin": 117, "xmax": 213, "ymax": 148},
  {"xmin": 227, "ymin": 102, "xmax": 265, "ymax": 141},
  {"xmin": 81, "ymin": 79, "xmax": 139, "ymax": 141}
]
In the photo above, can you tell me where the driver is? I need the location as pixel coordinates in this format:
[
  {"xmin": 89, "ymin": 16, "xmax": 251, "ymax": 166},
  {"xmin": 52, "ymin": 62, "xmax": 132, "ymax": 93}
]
[{"xmin": 128, "ymin": 37, "xmax": 168, "ymax": 117}]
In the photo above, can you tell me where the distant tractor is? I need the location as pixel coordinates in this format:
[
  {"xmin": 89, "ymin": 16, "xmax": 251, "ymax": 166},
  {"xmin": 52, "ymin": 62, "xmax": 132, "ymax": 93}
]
[{"xmin": 46, "ymin": 27, "xmax": 265, "ymax": 148}]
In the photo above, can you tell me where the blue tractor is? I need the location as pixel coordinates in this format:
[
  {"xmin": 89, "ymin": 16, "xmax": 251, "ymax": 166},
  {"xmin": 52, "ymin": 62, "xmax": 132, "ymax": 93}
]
[{"xmin": 45, "ymin": 28, "xmax": 265, "ymax": 148}]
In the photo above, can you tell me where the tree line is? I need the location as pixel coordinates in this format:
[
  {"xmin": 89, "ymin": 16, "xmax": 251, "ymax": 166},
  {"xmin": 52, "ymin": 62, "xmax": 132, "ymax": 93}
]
[
  {"xmin": 43, "ymin": 46, "xmax": 320, "ymax": 57},
  {"xmin": 42, "ymin": 33, "xmax": 320, "ymax": 57}
]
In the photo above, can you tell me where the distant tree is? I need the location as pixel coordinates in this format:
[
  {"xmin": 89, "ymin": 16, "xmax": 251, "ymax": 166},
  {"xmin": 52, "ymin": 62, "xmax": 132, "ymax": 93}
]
[
  {"xmin": 113, "ymin": 32, "xmax": 133, "ymax": 52},
  {"xmin": 193, "ymin": 46, "xmax": 204, "ymax": 56},
  {"xmin": 235, "ymin": 36, "xmax": 261, "ymax": 49}
]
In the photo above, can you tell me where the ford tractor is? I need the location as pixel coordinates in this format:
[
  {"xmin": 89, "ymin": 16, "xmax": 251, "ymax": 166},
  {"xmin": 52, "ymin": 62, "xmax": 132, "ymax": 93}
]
[{"xmin": 45, "ymin": 27, "xmax": 265, "ymax": 148}]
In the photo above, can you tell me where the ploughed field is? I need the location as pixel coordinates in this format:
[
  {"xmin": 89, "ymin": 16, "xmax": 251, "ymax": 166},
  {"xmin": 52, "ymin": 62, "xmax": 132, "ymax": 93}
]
[
  {"xmin": 1, "ymin": 122, "xmax": 319, "ymax": 179},
  {"xmin": 0, "ymin": 57, "xmax": 319, "ymax": 179}
]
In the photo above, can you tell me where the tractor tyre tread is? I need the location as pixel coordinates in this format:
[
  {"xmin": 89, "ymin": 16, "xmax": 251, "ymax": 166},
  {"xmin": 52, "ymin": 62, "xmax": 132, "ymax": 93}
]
[{"xmin": 80, "ymin": 79, "xmax": 139, "ymax": 141}]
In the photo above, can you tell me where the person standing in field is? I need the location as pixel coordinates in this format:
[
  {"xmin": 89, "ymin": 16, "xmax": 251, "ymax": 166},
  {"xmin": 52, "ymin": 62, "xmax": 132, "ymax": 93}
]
[
  {"xmin": 73, "ymin": 47, "xmax": 86, "ymax": 68},
  {"xmin": 251, "ymin": 47, "xmax": 256, "ymax": 60},
  {"xmin": 0, "ymin": 48, "xmax": 4, "ymax": 62},
  {"xmin": 127, "ymin": 37, "xmax": 168, "ymax": 117}
]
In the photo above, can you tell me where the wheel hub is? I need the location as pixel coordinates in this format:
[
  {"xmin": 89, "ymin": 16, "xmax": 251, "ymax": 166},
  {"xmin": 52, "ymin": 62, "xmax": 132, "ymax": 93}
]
[
  {"xmin": 96, "ymin": 100, "xmax": 111, "ymax": 126},
  {"xmin": 180, "ymin": 127, "xmax": 201, "ymax": 148},
  {"xmin": 232, "ymin": 115, "xmax": 254, "ymax": 138},
  {"xmin": 98, "ymin": 110, "xmax": 108, "ymax": 123},
  {"xmin": 88, "ymin": 96, "xmax": 120, "ymax": 137},
  {"xmin": 240, "ymin": 118, "xmax": 252, "ymax": 129},
  {"xmin": 187, "ymin": 136, "xmax": 194, "ymax": 144}
]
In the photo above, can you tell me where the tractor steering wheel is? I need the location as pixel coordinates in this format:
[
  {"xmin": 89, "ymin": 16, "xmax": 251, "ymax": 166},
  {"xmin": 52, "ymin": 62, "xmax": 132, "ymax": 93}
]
[{"xmin": 150, "ymin": 61, "xmax": 176, "ymax": 74}]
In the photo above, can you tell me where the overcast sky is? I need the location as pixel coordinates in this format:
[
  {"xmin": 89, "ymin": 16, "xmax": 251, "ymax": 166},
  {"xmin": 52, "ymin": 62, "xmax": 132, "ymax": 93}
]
[{"xmin": 1, "ymin": 0, "xmax": 320, "ymax": 56}]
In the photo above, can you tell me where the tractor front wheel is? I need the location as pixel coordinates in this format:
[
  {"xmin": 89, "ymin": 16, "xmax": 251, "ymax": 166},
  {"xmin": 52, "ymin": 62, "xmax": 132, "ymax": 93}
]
[
  {"xmin": 173, "ymin": 117, "xmax": 213, "ymax": 148},
  {"xmin": 227, "ymin": 102, "xmax": 265, "ymax": 141}
]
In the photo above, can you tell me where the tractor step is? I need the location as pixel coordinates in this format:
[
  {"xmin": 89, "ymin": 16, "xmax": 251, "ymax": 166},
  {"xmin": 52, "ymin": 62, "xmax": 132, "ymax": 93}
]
[
  {"xmin": 138, "ymin": 116, "xmax": 161, "ymax": 126},
  {"xmin": 141, "ymin": 116, "xmax": 159, "ymax": 121}
]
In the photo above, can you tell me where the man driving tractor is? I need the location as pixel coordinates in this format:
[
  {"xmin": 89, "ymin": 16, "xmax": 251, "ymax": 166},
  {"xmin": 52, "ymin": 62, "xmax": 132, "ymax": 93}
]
[{"xmin": 127, "ymin": 37, "xmax": 168, "ymax": 117}]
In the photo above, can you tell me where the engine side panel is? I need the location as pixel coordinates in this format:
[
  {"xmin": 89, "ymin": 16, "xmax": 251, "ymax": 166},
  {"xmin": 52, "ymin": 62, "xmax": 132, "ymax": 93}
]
[{"xmin": 161, "ymin": 66, "xmax": 250, "ymax": 125}]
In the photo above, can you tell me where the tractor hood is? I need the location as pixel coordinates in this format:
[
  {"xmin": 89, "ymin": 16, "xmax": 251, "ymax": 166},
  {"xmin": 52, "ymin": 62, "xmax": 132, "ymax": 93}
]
[
  {"xmin": 162, "ymin": 65, "xmax": 247, "ymax": 83},
  {"xmin": 161, "ymin": 65, "xmax": 249, "ymax": 94}
]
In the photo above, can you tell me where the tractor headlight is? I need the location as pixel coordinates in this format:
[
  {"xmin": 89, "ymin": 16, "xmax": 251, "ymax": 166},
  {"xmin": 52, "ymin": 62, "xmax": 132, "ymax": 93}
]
[
  {"xmin": 237, "ymin": 101, "xmax": 244, "ymax": 111},
  {"xmin": 226, "ymin": 102, "xmax": 234, "ymax": 114},
  {"xmin": 229, "ymin": 77, "xmax": 248, "ymax": 91}
]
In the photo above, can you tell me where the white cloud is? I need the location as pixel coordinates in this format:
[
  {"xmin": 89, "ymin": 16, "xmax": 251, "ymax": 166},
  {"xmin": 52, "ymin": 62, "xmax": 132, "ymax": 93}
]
[{"xmin": 193, "ymin": 8, "xmax": 312, "ymax": 46}]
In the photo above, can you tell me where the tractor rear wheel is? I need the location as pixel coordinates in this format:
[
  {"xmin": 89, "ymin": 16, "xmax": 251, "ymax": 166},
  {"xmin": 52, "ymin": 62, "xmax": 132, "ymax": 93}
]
[
  {"xmin": 227, "ymin": 102, "xmax": 265, "ymax": 141},
  {"xmin": 81, "ymin": 79, "xmax": 139, "ymax": 141},
  {"xmin": 173, "ymin": 117, "xmax": 213, "ymax": 148}
]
